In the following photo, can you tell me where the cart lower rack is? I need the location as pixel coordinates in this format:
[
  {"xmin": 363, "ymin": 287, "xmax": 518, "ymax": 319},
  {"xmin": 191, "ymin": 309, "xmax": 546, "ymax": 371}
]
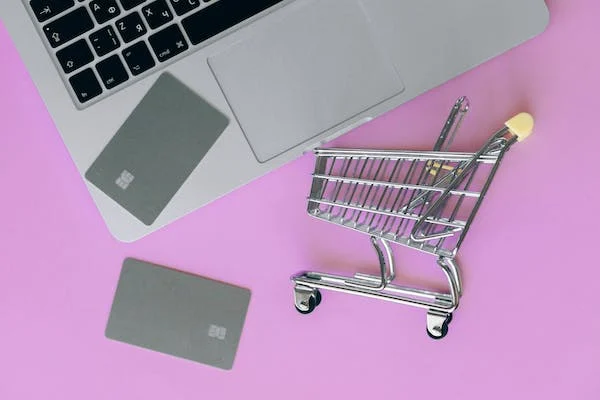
[{"xmin": 292, "ymin": 97, "xmax": 534, "ymax": 339}]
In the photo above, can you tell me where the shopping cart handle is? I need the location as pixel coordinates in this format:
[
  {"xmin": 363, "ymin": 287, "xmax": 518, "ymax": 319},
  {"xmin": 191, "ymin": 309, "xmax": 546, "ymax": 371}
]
[{"xmin": 505, "ymin": 113, "xmax": 534, "ymax": 142}]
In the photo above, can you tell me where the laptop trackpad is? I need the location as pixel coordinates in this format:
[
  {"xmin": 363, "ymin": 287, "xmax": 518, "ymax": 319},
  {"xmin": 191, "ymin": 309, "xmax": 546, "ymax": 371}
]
[{"xmin": 208, "ymin": 0, "xmax": 404, "ymax": 162}]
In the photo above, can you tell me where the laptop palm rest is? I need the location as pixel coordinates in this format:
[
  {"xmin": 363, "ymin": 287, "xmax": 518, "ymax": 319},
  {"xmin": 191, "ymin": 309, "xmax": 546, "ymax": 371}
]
[{"xmin": 208, "ymin": 0, "xmax": 405, "ymax": 163}]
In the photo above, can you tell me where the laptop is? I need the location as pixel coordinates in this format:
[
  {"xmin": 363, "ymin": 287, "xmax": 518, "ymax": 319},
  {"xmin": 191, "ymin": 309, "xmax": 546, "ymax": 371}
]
[{"xmin": 0, "ymin": 0, "xmax": 549, "ymax": 242}]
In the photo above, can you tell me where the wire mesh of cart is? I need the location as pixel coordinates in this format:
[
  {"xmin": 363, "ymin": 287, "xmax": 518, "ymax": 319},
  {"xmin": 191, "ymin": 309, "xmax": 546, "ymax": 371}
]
[{"xmin": 292, "ymin": 97, "xmax": 534, "ymax": 339}]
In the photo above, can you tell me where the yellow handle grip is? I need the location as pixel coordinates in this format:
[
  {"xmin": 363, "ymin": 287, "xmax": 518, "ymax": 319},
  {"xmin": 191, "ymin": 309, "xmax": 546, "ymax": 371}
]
[{"xmin": 505, "ymin": 113, "xmax": 534, "ymax": 142}]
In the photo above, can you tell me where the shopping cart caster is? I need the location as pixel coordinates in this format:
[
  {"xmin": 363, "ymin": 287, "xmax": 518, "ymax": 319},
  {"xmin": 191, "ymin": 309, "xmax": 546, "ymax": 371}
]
[
  {"xmin": 426, "ymin": 311, "xmax": 453, "ymax": 340},
  {"xmin": 294, "ymin": 285, "xmax": 322, "ymax": 314}
]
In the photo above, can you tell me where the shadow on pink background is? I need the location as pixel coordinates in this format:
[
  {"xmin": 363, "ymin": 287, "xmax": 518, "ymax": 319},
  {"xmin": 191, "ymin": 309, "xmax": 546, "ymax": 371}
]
[{"xmin": 1, "ymin": 0, "xmax": 598, "ymax": 399}]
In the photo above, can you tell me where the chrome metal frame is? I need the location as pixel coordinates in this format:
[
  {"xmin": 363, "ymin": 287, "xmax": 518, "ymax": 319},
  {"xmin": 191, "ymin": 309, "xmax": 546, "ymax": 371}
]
[{"xmin": 292, "ymin": 97, "xmax": 522, "ymax": 339}]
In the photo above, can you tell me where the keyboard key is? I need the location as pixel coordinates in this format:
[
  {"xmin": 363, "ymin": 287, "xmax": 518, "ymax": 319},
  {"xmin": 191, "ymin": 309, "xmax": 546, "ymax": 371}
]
[
  {"xmin": 119, "ymin": 0, "xmax": 146, "ymax": 10},
  {"xmin": 56, "ymin": 39, "xmax": 94, "ymax": 73},
  {"xmin": 89, "ymin": 0, "xmax": 121, "ymax": 24},
  {"xmin": 182, "ymin": 0, "xmax": 284, "ymax": 45},
  {"xmin": 96, "ymin": 55, "xmax": 129, "ymax": 89},
  {"xmin": 69, "ymin": 68, "xmax": 103, "ymax": 103},
  {"xmin": 43, "ymin": 7, "xmax": 94, "ymax": 48},
  {"xmin": 122, "ymin": 41, "xmax": 156, "ymax": 75},
  {"xmin": 116, "ymin": 12, "xmax": 147, "ymax": 43},
  {"xmin": 141, "ymin": 0, "xmax": 173, "ymax": 29},
  {"xmin": 148, "ymin": 24, "xmax": 188, "ymax": 63},
  {"xmin": 89, "ymin": 26, "xmax": 120, "ymax": 57},
  {"xmin": 169, "ymin": 0, "xmax": 199, "ymax": 16},
  {"xmin": 30, "ymin": 0, "xmax": 75, "ymax": 23}
]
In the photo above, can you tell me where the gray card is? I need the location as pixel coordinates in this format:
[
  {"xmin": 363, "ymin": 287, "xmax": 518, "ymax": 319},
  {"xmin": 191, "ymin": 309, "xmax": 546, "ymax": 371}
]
[
  {"xmin": 105, "ymin": 258, "xmax": 251, "ymax": 370},
  {"xmin": 85, "ymin": 73, "xmax": 229, "ymax": 225}
]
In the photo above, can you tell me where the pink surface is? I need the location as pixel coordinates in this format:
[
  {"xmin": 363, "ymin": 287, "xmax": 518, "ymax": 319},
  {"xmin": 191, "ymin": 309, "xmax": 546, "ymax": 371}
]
[{"xmin": 1, "ymin": 1, "xmax": 599, "ymax": 398}]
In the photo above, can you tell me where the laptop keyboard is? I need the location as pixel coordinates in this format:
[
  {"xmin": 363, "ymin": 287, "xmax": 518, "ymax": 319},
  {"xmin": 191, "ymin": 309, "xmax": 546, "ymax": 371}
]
[{"xmin": 27, "ymin": 0, "xmax": 285, "ymax": 107}]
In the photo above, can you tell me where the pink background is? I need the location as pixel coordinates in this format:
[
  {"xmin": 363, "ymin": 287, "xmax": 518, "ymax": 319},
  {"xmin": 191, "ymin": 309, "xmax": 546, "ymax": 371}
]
[{"xmin": 1, "ymin": 1, "xmax": 599, "ymax": 398}]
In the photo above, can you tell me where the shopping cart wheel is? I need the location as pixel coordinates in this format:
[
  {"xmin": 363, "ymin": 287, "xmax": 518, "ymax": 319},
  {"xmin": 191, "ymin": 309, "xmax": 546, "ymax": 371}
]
[
  {"xmin": 426, "ymin": 311, "xmax": 452, "ymax": 340},
  {"xmin": 314, "ymin": 290, "xmax": 322, "ymax": 306},
  {"xmin": 294, "ymin": 286, "xmax": 321, "ymax": 315},
  {"xmin": 445, "ymin": 313, "xmax": 453, "ymax": 324}
]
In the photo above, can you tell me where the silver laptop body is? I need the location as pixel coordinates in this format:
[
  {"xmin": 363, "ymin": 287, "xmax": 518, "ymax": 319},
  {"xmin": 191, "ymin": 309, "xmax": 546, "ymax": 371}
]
[{"xmin": 0, "ymin": 0, "xmax": 549, "ymax": 241}]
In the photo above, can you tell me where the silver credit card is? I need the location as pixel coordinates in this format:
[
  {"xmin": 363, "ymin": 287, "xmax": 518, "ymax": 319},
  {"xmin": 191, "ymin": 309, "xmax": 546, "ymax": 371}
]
[
  {"xmin": 86, "ymin": 73, "xmax": 229, "ymax": 225},
  {"xmin": 105, "ymin": 258, "xmax": 251, "ymax": 370}
]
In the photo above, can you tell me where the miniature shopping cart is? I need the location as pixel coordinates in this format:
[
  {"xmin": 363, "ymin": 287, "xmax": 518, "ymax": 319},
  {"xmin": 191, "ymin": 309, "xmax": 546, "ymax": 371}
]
[{"xmin": 291, "ymin": 97, "xmax": 534, "ymax": 339}]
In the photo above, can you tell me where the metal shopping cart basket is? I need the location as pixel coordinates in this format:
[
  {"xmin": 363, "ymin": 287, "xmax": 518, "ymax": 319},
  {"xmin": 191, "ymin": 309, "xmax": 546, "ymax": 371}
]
[{"xmin": 291, "ymin": 97, "xmax": 534, "ymax": 339}]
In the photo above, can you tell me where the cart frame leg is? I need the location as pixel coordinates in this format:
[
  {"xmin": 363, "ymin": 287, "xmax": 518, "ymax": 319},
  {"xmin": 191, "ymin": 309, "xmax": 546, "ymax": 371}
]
[{"xmin": 291, "ymin": 245, "xmax": 462, "ymax": 339}]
